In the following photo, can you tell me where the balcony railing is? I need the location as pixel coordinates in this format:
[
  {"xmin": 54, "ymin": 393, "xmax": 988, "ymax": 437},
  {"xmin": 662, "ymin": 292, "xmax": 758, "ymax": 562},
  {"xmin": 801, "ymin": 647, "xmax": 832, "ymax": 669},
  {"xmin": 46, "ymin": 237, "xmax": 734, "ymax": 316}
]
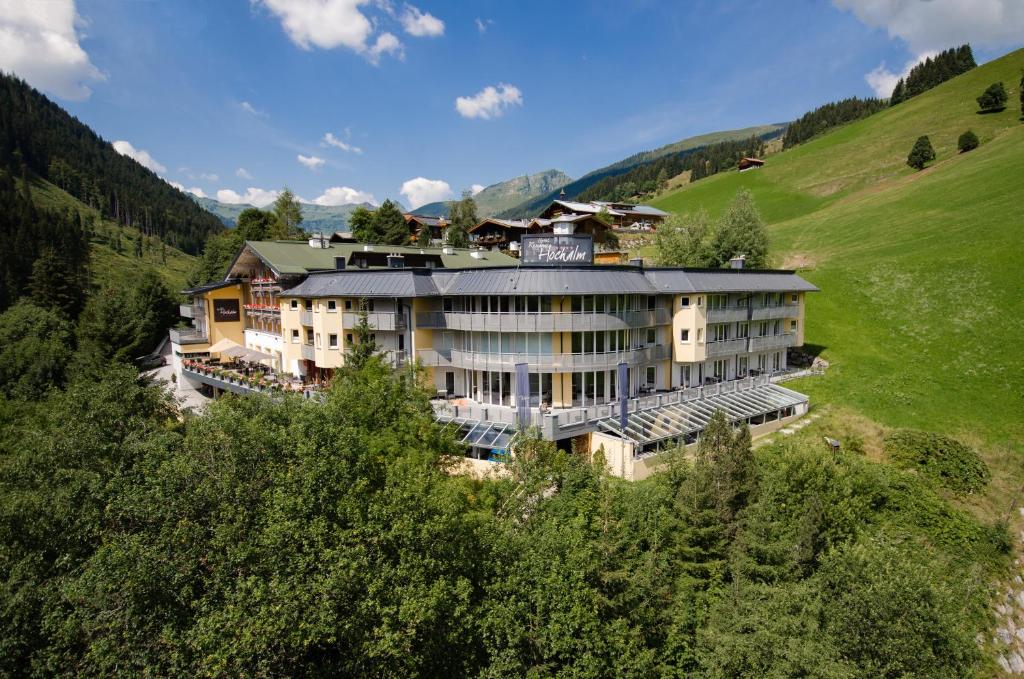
[
  {"xmin": 706, "ymin": 306, "xmax": 749, "ymax": 323},
  {"xmin": 169, "ymin": 327, "xmax": 208, "ymax": 345},
  {"xmin": 299, "ymin": 310, "xmax": 313, "ymax": 326},
  {"xmin": 244, "ymin": 304, "xmax": 280, "ymax": 317},
  {"xmin": 418, "ymin": 344, "xmax": 671, "ymax": 372},
  {"xmin": 301, "ymin": 343, "xmax": 315, "ymax": 361},
  {"xmin": 749, "ymin": 333, "xmax": 797, "ymax": 351},
  {"xmin": 705, "ymin": 337, "xmax": 749, "ymax": 357},
  {"xmin": 343, "ymin": 311, "xmax": 406, "ymax": 331},
  {"xmin": 751, "ymin": 303, "xmax": 799, "ymax": 321},
  {"xmin": 179, "ymin": 304, "xmax": 196, "ymax": 319},
  {"xmin": 415, "ymin": 308, "xmax": 671, "ymax": 332}
]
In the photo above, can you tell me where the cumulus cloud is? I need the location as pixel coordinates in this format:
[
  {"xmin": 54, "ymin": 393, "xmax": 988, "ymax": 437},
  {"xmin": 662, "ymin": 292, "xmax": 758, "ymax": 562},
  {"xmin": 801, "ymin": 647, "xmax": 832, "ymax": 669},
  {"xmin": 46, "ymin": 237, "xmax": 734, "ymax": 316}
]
[
  {"xmin": 187, "ymin": 187, "xmax": 207, "ymax": 198},
  {"xmin": 322, "ymin": 131, "xmax": 363, "ymax": 154},
  {"xmin": 864, "ymin": 51, "xmax": 937, "ymax": 97},
  {"xmin": 312, "ymin": 186, "xmax": 377, "ymax": 206},
  {"xmin": 168, "ymin": 180, "xmax": 185, "ymax": 191},
  {"xmin": 455, "ymin": 83, "xmax": 523, "ymax": 120},
  {"xmin": 297, "ymin": 154, "xmax": 326, "ymax": 170},
  {"xmin": 470, "ymin": 184, "xmax": 485, "ymax": 195},
  {"xmin": 257, "ymin": 0, "xmax": 404, "ymax": 64},
  {"xmin": 112, "ymin": 140, "xmax": 166, "ymax": 174},
  {"xmin": 217, "ymin": 187, "xmax": 280, "ymax": 208},
  {"xmin": 400, "ymin": 176, "xmax": 452, "ymax": 208},
  {"xmin": 833, "ymin": 0, "xmax": 1024, "ymax": 54},
  {"xmin": 0, "ymin": 0, "xmax": 105, "ymax": 101},
  {"xmin": 236, "ymin": 167, "xmax": 253, "ymax": 179},
  {"xmin": 400, "ymin": 5, "xmax": 444, "ymax": 37}
]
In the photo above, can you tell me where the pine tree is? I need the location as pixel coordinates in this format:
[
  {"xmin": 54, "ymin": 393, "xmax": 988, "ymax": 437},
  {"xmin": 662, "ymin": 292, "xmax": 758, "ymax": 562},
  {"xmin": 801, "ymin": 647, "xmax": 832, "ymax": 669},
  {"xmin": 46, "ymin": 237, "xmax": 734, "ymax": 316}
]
[
  {"xmin": 906, "ymin": 135, "xmax": 936, "ymax": 170},
  {"xmin": 957, "ymin": 130, "xmax": 979, "ymax": 153},
  {"xmin": 976, "ymin": 82, "xmax": 1008, "ymax": 112},
  {"xmin": 416, "ymin": 223, "xmax": 432, "ymax": 246},
  {"xmin": 710, "ymin": 189, "xmax": 768, "ymax": 268},
  {"xmin": 271, "ymin": 188, "xmax": 303, "ymax": 239},
  {"xmin": 890, "ymin": 79, "xmax": 905, "ymax": 105},
  {"xmin": 344, "ymin": 301, "xmax": 382, "ymax": 370},
  {"xmin": 373, "ymin": 199, "xmax": 410, "ymax": 245}
]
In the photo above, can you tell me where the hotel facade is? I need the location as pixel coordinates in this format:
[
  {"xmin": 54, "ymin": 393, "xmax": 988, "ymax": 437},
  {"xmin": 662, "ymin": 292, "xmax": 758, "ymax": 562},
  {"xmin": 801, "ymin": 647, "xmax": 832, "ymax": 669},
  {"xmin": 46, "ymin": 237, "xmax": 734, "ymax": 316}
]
[{"xmin": 171, "ymin": 228, "xmax": 817, "ymax": 480}]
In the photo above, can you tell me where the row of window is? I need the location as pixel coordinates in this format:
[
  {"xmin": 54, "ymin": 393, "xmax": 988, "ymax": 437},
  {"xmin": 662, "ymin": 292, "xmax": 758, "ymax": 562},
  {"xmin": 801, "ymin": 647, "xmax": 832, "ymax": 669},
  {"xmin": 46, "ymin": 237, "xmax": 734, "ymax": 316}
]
[
  {"xmin": 287, "ymin": 298, "xmax": 377, "ymax": 312},
  {"xmin": 680, "ymin": 319, "xmax": 797, "ymax": 343}
]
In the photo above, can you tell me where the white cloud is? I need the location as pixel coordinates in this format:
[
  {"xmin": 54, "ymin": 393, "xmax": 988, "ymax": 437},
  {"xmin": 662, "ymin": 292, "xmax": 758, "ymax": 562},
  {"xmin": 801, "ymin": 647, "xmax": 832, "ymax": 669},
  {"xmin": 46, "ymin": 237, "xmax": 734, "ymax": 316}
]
[
  {"xmin": 240, "ymin": 100, "xmax": 267, "ymax": 117},
  {"xmin": 236, "ymin": 167, "xmax": 253, "ymax": 179},
  {"xmin": 864, "ymin": 51, "xmax": 937, "ymax": 97},
  {"xmin": 297, "ymin": 154, "xmax": 326, "ymax": 169},
  {"xmin": 257, "ymin": 0, "xmax": 404, "ymax": 63},
  {"xmin": 322, "ymin": 131, "xmax": 363, "ymax": 154},
  {"xmin": 313, "ymin": 186, "xmax": 376, "ymax": 206},
  {"xmin": 216, "ymin": 187, "xmax": 280, "ymax": 208},
  {"xmin": 400, "ymin": 176, "xmax": 452, "ymax": 208},
  {"xmin": 366, "ymin": 32, "xmax": 403, "ymax": 64},
  {"xmin": 0, "ymin": 0, "xmax": 105, "ymax": 101},
  {"xmin": 474, "ymin": 17, "xmax": 492, "ymax": 34},
  {"xmin": 168, "ymin": 180, "xmax": 185, "ymax": 191},
  {"xmin": 400, "ymin": 5, "xmax": 444, "ymax": 37},
  {"xmin": 833, "ymin": 0, "xmax": 1024, "ymax": 54},
  {"xmin": 112, "ymin": 140, "xmax": 167, "ymax": 174},
  {"xmin": 470, "ymin": 184, "xmax": 485, "ymax": 195},
  {"xmin": 187, "ymin": 187, "xmax": 207, "ymax": 198},
  {"xmin": 455, "ymin": 83, "xmax": 523, "ymax": 120},
  {"xmin": 200, "ymin": 172, "xmax": 218, "ymax": 182}
]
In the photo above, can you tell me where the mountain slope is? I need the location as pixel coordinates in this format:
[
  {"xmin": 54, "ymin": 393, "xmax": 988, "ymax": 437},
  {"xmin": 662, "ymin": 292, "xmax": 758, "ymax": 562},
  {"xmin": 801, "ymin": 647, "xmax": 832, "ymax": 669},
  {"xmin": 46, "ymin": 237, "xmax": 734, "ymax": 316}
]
[
  {"xmin": 412, "ymin": 169, "xmax": 572, "ymax": 218},
  {"xmin": 653, "ymin": 48, "xmax": 1024, "ymax": 451},
  {"xmin": 195, "ymin": 196, "xmax": 373, "ymax": 232},
  {"xmin": 499, "ymin": 123, "xmax": 786, "ymax": 219},
  {"xmin": 0, "ymin": 73, "xmax": 222, "ymax": 255}
]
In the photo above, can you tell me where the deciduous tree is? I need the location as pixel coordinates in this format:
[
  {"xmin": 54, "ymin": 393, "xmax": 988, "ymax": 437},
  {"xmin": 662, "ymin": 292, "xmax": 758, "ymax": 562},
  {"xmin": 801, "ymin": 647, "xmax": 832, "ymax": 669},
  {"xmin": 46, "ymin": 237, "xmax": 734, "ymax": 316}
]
[
  {"xmin": 976, "ymin": 81, "xmax": 1007, "ymax": 112},
  {"xmin": 711, "ymin": 189, "xmax": 769, "ymax": 268},
  {"xmin": 655, "ymin": 209, "xmax": 715, "ymax": 267},
  {"xmin": 957, "ymin": 130, "xmax": 979, "ymax": 153},
  {"xmin": 271, "ymin": 188, "xmax": 303, "ymax": 238}
]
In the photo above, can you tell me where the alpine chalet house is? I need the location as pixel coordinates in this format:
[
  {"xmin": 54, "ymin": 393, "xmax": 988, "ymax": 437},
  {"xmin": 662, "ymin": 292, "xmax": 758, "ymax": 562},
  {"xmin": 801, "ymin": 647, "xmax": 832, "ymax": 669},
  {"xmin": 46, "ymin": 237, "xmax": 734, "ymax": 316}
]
[
  {"xmin": 171, "ymin": 222, "xmax": 816, "ymax": 480},
  {"xmin": 537, "ymin": 199, "xmax": 670, "ymax": 231}
]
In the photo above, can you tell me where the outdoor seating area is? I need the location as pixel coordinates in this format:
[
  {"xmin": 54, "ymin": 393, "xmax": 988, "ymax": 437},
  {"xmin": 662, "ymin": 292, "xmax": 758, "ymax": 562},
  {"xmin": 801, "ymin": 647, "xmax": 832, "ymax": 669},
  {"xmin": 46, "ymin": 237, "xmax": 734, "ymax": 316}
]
[{"xmin": 182, "ymin": 358, "xmax": 317, "ymax": 394}]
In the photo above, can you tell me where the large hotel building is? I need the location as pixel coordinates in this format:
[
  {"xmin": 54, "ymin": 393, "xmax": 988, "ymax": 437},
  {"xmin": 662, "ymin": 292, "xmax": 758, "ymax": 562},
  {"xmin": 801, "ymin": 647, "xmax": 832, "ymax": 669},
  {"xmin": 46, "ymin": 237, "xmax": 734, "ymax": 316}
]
[{"xmin": 171, "ymin": 216, "xmax": 817, "ymax": 480}]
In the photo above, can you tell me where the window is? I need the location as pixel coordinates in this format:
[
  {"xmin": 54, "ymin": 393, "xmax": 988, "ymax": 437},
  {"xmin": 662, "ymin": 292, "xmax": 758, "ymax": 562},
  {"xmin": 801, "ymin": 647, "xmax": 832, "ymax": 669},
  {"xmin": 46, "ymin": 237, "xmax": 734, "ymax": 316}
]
[
  {"xmin": 680, "ymin": 364, "xmax": 691, "ymax": 387},
  {"xmin": 346, "ymin": 333, "xmax": 353, "ymax": 345},
  {"xmin": 697, "ymin": 296, "xmax": 703, "ymax": 306},
  {"xmin": 737, "ymin": 322, "xmax": 749, "ymax": 338},
  {"xmin": 329, "ymin": 333, "xmax": 338, "ymax": 349},
  {"xmin": 680, "ymin": 296, "xmax": 690, "ymax": 308},
  {"xmin": 345, "ymin": 300, "xmax": 353, "ymax": 310},
  {"xmin": 291, "ymin": 329, "xmax": 299, "ymax": 343},
  {"xmin": 645, "ymin": 366, "xmax": 656, "ymax": 388},
  {"xmin": 305, "ymin": 328, "xmax": 313, "ymax": 344},
  {"xmin": 647, "ymin": 296, "xmax": 656, "ymax": 311},
  {"xmin": 697, "ymin": 328, "xmax": 704, "ymax": 342},
  {"xmin": 646, "ymin": 328, "xmax": 656, "ymax": 345},
  {"xmin": 327, "ymin": 300, "xmax": 337, "ymax": 311},
  {"xmin": 305, "ymin": 299, "xmax": 312, "ymax": 311},
  {"xmin": 738, "ymin": 356, "xmax": 748, "ymax": 376},
  {"xmin": 680, "ymin": 328, "xmax": 690, "ymax": 342},
  {"xmin": 773, "ymin": 352, "xmax": 781, "ymax": 371},
  {"xmin": 713, "ymin": 359, "xmax": 727, "ymax": 379},
  {"xmin": 791, "ymin": 294, "xmax": 798, "ymax": 304},
  {"xmin": 790, "ymin": 320, "xmax": 798, "ymax": 332},
  {"xmin": 315, "ymin": 333, "xmax": 321, "ymax": 348},
  {"xmin": 290, "ymin": 299, "xmax": 298, "ymax": 309}
]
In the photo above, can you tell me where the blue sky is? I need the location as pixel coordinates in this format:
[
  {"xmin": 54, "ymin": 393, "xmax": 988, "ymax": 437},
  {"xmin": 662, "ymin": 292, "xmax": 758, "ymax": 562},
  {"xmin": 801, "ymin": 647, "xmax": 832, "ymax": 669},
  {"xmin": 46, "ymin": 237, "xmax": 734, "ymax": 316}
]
[{"xmin": 3, "ymin": 0, "xmax": 1022, "ymax": 209}]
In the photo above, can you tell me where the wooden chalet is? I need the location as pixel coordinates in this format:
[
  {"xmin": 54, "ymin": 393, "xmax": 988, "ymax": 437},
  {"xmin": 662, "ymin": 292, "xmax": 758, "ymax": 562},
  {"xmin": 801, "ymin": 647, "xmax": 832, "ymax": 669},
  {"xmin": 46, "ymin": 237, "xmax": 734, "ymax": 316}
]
[
  {"xmin": 468, "ymin": 218, "xmax": 537, "ymax": 251},
  {"xmin": 737, "ymin": 157, "xmax": 765, "ymax": 171},
  {"xmin": 404, "ymin": 214, "xmax": 447, "ymax": 241},
  {"xmin": 537, "ymin": 199, "xmax": 669, "ymax": 230}
]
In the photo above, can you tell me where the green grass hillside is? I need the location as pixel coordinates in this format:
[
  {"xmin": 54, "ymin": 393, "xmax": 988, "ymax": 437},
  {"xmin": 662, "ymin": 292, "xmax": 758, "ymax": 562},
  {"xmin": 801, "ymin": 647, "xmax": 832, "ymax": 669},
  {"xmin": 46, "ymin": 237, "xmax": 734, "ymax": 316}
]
[
  {"xmin": 27, "ymin": 176, "xmax": 196, "ymax": 294},
  {"xmin": 651, "ymin": 49, "xmax": 1024, "ymax": 465}
]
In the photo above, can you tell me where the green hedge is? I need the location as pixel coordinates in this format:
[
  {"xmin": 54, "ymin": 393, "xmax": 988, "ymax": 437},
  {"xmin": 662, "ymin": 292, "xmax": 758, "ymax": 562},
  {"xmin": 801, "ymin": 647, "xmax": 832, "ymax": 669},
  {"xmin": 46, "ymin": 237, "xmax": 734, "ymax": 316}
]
[{"xmin": 884, "ymin": 429, "xmax": 989, "ymax": 494}]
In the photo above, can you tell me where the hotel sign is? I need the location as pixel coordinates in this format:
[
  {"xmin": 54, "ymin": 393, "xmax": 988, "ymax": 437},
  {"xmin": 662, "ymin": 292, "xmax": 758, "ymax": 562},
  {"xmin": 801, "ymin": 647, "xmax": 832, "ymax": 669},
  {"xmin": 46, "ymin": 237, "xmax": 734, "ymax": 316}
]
[
  {"xmin": 520, "ymin": 234, "xmax": 594, "ymax": 266},
  {"xmin": 213, "ymin": 299, "xmax": 240, "ymax": 322}
]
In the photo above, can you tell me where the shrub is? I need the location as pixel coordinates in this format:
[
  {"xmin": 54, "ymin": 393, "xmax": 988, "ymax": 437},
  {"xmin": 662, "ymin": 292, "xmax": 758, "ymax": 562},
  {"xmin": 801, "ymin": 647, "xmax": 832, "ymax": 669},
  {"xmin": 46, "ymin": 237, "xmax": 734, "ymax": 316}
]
[
  {"xmin": 906, "ymin": 135, "xmax": 936, "ymax": 170},
  {"xmin": 883, "ymin": 429, "xmax": 989, "ymax": 493},
  {"xmin": 957, "ymin": 130, "xmax": 979, "ymax": 153},
  {"xmin": 976, "ymin": 81, "xmax": 1007, "ymax": 112}
]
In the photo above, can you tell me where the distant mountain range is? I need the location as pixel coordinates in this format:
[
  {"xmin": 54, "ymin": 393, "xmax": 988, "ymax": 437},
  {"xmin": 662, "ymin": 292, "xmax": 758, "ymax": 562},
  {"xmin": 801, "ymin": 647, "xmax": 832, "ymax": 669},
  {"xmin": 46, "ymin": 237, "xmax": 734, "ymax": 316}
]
[
  {"xmin": 194, "ymin": 196, "xmax": 373, "ymax": 233},
  {"xmin": 412, "ymin": 169, "xmax": 572, "ymax": 218},
  {"xmin": 497, "ymin": 124, "xmax": 787, "ymax": 219}
]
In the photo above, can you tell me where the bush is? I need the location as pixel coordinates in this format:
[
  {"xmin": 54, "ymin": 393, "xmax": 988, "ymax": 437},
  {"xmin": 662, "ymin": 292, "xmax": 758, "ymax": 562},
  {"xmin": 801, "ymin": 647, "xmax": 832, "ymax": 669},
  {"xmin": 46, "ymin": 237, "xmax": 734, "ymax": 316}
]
[
  {"xmin": 976, "ymin": 81, "xmax": 1007, "ymax": 111},
  {"xmin": 957, "ymin": 130, "xmax": 979, "ymax": 153},
  {"xmin": 883, "ymin": 429, "xmax": 989, "ymax": 493},
  {"xmin": 906, "ymin": 135, "xmax": 936, "ymax": 170}
]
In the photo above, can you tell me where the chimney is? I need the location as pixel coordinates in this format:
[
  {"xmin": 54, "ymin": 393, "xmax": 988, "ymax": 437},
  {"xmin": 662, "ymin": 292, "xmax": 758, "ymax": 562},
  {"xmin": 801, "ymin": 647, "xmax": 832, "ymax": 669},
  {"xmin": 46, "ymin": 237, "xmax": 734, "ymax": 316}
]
[
  {"xmin": 442, "ymin": 246, "xmax": 455, "ymax": 255},
  {"xmin": 729, "ymin": 254, "xmax": 746, "ymax": 269},
  {"xmin": 387, "ymin": 254, "xmax": 405, "ymax": 268},
  {"xmin": 334, "ymin": 256, "xmax": 346, "ymax": 270},
  {"xmin": 308, "ymin": 233, "xmax": 329, "ymax": 248}
]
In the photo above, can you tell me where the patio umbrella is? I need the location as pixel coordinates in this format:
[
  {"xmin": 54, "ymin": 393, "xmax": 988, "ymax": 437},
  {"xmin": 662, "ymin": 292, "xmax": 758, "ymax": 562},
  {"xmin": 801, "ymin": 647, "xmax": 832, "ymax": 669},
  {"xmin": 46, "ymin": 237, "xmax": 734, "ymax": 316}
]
[
  {"xmin": 220, "ymin": 345, "xmax": 249, "ymax": 359},
  {"xmin": 242, "ymin": 349, "xmax": 276, "ymax": 363},
  {"xmin": 207, "ymin": 338, "xmax": 242, "ymax": 354}
]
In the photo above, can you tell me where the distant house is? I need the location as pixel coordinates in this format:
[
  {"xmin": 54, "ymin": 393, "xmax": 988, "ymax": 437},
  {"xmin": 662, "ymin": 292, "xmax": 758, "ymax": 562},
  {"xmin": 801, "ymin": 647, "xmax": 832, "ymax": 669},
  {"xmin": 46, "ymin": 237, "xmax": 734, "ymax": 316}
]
[
  {"xmin": 404, "ymin": 214, "xmax": 447, "ymax": 241},
  {"xmin": 737, "ymin": 157, "xmax": 765, "ymax": 172},
  {"xmin": 537, "ymin": 199, "xmax": 669, "ymax": 230},
  {"xmin": 468, "ymin": 218, "xmax": 536, "ymax": 252}
]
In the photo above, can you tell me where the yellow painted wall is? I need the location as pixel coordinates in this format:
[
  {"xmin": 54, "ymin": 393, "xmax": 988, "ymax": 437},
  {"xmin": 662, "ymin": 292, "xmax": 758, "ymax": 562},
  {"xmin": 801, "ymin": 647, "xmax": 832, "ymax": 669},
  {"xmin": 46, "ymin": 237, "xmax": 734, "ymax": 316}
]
[
  {"xmin": 203, "ymin": 284, "xmax": 246, "ymax": 346},
  {"xmin": 671, "ymin": 293, "xmax": 706, "ymax": 363}
]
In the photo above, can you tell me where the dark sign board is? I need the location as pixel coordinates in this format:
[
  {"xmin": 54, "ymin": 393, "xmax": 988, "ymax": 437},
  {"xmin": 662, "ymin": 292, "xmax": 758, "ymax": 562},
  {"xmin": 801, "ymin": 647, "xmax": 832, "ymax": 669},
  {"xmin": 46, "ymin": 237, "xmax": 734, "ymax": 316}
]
[
  {"xmin": 520, "ymin": 234, "xmax": 594, "ymax": 266},
  {"xmin": 213, "ymin": 299, "xmax": 241, "ymax": 323}
]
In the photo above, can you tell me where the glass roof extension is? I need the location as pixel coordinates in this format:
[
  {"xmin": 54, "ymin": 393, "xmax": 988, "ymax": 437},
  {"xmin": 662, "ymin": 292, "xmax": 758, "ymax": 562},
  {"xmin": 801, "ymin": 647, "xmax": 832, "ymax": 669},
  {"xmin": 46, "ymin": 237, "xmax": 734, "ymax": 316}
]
[
  {"xmin": 596, "ymin": 384, "xmax": 807, "ymax": 447},
  {"xmin": 437, "ymin": 416, "xmax": 515, "ymax": 451}
]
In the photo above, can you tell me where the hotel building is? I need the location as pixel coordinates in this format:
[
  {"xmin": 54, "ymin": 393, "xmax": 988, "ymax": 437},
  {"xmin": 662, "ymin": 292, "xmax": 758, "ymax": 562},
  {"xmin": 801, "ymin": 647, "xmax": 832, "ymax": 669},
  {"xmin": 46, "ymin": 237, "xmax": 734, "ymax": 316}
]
[{"xmin": 171, "ymin": 227, "xmax": 817, "ymax": 480}]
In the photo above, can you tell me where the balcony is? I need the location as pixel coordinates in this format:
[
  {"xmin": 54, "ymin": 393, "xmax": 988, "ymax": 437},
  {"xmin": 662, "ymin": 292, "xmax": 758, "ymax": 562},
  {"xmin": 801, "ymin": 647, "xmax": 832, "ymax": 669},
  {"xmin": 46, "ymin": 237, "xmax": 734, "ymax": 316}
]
[
  {"xmin": 179, "ymin": 304, "xmax": 196, "ymax": 319},
  {"xmin": 706, "ymin": 306, "xmax": 749, "ymax": 323},
  {"xmin": 706, "ymin": 337, "xmax": 749, "ymax": 357},
  {"xmin": 751, "ymin": 303, "xmax": 799, "ymax": 321},
  {"xmin": 169, "ymin": 327, "xmax": 208, "ymax": 345},
  {"xmin": 749, "ymin": 333, "xmax": 797, "ymax": 351},
  {"xmin": 343, "ymin": 311, "xmax": 407, "ymax": 332},
  {"xmin": 299, "ymin": 310, "xmax": 313, "ymax": 326},
  {"xmin": 414, "ymin": 308, "xmax": 671, "ymax": 332},
  {"xmin": 417, "ymin": 344, "xmax": 671, "ymax": 372},
  {"xmin": 300, "ymin": 343, "xmax": 315, "ymax": 361},
  {"xmin": 244, "ymin": 304, "xmax": 280, "ymax": 318}
]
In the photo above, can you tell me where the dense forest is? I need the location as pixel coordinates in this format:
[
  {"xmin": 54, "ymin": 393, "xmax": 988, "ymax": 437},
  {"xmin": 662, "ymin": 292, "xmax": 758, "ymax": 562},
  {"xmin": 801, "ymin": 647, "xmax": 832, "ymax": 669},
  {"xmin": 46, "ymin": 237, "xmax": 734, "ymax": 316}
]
[
  {"xmin": 891, "ymin": 44, "xmax": 977, "ymax": 104},
  {"xmin": 577, "ymin": 135, "xmax": 771, "ymax": 203},
  {"xmin": 782, "ymin": 97, "xmax": 888, "ymax": 149},
  {"xmin": 0, "ymin": 73, "xmax": 222, "ymax": 255}
]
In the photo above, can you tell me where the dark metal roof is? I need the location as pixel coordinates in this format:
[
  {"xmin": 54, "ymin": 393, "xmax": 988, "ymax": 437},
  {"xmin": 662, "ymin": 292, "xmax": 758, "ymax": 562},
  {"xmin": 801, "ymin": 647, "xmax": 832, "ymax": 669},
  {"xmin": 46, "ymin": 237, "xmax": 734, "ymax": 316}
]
[
  {"xmin": 440, "ymin": 267, "xmax": 657, "ymax": 296},
  {"xmin": 283, "ymin": 270, "xmax": 439, "ymax": 298},
  {"xmin": 183, "ymin": 278, "xmax": 243, "ymax": 295}
]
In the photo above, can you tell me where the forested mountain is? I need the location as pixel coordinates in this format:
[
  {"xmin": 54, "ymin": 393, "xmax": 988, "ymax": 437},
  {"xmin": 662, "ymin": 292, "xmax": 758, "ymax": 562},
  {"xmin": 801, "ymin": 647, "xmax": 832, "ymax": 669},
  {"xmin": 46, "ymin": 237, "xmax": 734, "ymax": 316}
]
[
  {"xmin": 782, "ymin": 97, "xmax": 888, "ymax": 148},
  {"xmin": 195, "ymin": 195, "xmax": 374, "ymax": 232},
  {"xmin": 412, "ymin": 169, "xmax": 572, "ymax": 218},
  {"xmin": 891, "ymin": 44, "xmax": 976, "ymax": 104},
  {"xmin": 498, "ymin": 124, "xmax": 785, "ymax": 219},
  {"xmin": 0, "ymin": 73, "xmax": 222, "ymax": 255}
]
